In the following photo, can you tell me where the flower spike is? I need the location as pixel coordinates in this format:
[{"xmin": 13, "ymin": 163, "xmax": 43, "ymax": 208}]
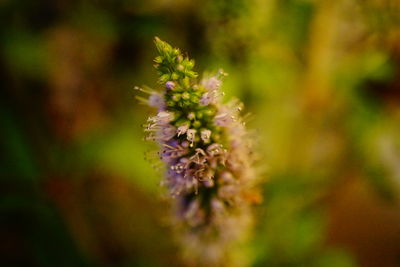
[{"xmin": 137, "ymin": 37, "xmax": 259, "ymax": 266}]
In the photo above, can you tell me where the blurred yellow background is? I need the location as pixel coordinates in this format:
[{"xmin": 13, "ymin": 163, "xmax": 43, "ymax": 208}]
[{"xmin": 1, "ymin": 0, "xmax": 400, "ymax": 266}]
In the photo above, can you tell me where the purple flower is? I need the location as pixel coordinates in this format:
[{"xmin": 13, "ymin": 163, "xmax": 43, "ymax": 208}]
[
  {"xmin": 186, "ymin": 129, "xmax": 196, "ymax": 144},
  {"xmin": 201, "ymin": 76, "xmax": 221, "ymax": 91},
  {"xmin": 158, "ymin": 125, "xmax": 177, "ymax": 141},
  {"xmin": 177, "ymin": 124, "xmax": 189, "ymax": 136},
  {"xmin": 165, "ymin": 81, "xmax": 175, "ymax": 90},
  {"xmin": 200, "ymin": 129, "xmax": 211, "ymax": 143},
  {"xmin": 148, "ymin": 93, "xmax": 165, "ymax": 109}
]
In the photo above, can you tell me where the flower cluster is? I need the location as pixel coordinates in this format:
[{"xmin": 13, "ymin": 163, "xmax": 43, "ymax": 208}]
[{"xmin": 137, "ymin": 37, "xmax": 259, "ymax": 266}]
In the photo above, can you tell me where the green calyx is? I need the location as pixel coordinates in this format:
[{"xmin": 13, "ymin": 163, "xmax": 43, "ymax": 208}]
[
  {"xmin": 154, "ymin": 37, "xmax": 197, "ymax": 85},
  {"xmin": 153, "ymin": 37, "xmax": 223, "ymax": 146}
]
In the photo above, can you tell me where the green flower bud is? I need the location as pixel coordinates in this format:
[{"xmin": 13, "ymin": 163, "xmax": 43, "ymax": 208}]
[
  {"xmin": 172, "ymin": 93, "xmax": 181, "ymax": 101},
  {"xmin": 192, "ymin": 120, "xmax": 201, "ymax": 128},
  {"xmin": 177, "ymin": 64, "xmax": 184, "ymax": 72}
]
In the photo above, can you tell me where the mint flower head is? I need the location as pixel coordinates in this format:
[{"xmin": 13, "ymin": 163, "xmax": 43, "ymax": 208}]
[{"xmin": 137, "ymin": 37, "xmax": 260, "ymax": 266}]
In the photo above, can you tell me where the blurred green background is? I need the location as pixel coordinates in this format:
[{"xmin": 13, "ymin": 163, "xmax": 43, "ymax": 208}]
[{"xmin": 1, "ymin": 0, "xmax": 400, "ymax": 266}]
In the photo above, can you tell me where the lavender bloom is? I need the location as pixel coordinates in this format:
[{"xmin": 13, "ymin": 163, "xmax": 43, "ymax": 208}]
[
  {"xmin": 199, "ymin": 75, "xmax": 225, "ymax": 106},
  {"xmin": 148, "ymin": 93, "xmax": 165, "ymax": 109},
  {"xmin": 186, "ymin": 129, "xmax": 196, "ymax": 145},
  {"xmin": 177, "ymin": 125, "xmax": 189, "ymax": 137},
  {"xmin": 200, "ymin": 129, "xmax": 211, "ymax": 143},
  {"xmin": 201, "ymin": 76, "xmax": 222, "ymax": 91},
  {"xmin": 166, "ymin": 81, "xmax": 176, "ymax": 90},
  {"xmin": 138, "ymin": 38, "xmax": 259, "ymax": 266}
]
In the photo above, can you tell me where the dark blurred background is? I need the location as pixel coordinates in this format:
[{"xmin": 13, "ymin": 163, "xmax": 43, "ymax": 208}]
[{"xmin": 1, "ymin": 0, "xmax": 400, "ymax": 266}]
